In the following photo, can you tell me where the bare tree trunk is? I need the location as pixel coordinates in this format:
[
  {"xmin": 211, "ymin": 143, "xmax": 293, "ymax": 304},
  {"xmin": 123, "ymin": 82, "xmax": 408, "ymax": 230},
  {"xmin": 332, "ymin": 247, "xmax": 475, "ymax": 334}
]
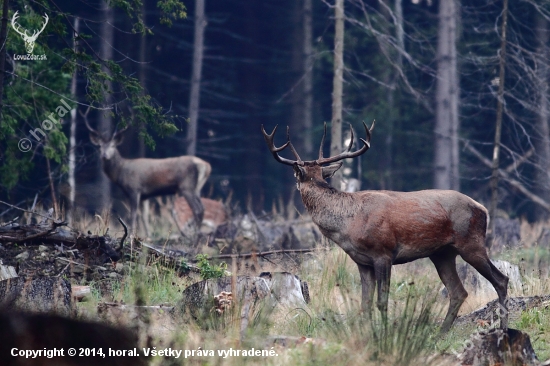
[
  {"xmin": 46, "ymin": 158, "xmax": 58, "ymax": 216},
  {"xmin": 187, "ymin": 0, "xmax": 206, "ymax": 156},
  {"xmin": 303, "ymin": 0, "xmax": 313, "ymax": 157},
  {"xmin": 488, "ymin": 0, "xmax": 508, "ymax": 249},
  {"xmin": 67, "ymin": 18, "xmax": 80, "ymax": 225},
  {"xmin": 331, "ymin": 0, "xmax": 345, "ymax": 190},
  {"xmin": 0, "ymin": 0, "xmax": 9, "ymax": 123},
  {"xmin": 138, "ymin": 0, "xmax": 149, "ymax": 235},
  {"xmin": 98, "ymin": 2, "xmax": 114, "ymax": 212},
  {"xmin": 377, "ymin": 0, "xmax": 403, "ymax": 190},
  {"xmin": 434, "ymin": 0, "xmax": 459, "ymax": 191},
  {"xmin": 534, "ymin": 13, "xmax": 550, "ymax": 221},
  {"xmin": 287, "ymin": 0, "xmax": 308, "ymax": 218},
  {"xmin": 138, "ymin": 0, "xmax": 147, "ymax": 159}
]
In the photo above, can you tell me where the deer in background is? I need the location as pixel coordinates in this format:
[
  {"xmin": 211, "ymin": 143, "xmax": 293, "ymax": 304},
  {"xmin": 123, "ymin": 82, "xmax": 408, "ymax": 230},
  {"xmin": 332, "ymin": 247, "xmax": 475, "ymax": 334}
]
[
  {"xmin": 262, "ymin": 122, "xmax": 509, "ymax": 332},
  {"xmin": 86, "ymin": 121, "xmax": 211, "ymax": 234}
]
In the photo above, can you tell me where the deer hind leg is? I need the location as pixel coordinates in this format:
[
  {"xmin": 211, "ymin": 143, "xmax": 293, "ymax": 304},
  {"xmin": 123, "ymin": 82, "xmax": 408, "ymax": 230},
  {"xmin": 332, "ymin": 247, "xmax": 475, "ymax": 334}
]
[
  {"xmin": 179, "ymin": 191, "xmax": 205, "ymax": 224},
  {"xmin": 429, "ymin": 250, "xmax": 468, "ymax": 333},
  {"xmin": 458, "ymin": 246, "xmax": 509, "ymax": 329},
  {"xmin": 357, "ymin": 264, "xmax": 375, "ymax": 316}
]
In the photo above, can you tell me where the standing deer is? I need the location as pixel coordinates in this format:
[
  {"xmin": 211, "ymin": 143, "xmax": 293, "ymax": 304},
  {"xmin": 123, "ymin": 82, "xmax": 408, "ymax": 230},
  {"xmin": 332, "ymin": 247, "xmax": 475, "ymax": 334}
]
[
  {"xmin": 262, "ymin": 122, "xmax": 508, "ymax": 332},
  {"xmin": 86, "ymin": 122, "xmax": 211, "ymax": 233}
]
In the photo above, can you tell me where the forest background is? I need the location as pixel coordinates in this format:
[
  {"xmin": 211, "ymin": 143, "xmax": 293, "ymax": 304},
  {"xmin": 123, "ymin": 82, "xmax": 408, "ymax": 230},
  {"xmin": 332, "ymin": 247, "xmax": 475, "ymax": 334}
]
[{"xmin": 0, "ymin": 0, "xmax": 549, "ymax": 229}]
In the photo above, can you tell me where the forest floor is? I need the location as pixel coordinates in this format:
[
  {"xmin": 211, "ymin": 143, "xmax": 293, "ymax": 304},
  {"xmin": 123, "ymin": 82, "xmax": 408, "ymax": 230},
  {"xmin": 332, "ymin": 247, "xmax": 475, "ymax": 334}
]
[{"xmin": 1, "ymin": 214, "xmax": 550, "ymax": 365}]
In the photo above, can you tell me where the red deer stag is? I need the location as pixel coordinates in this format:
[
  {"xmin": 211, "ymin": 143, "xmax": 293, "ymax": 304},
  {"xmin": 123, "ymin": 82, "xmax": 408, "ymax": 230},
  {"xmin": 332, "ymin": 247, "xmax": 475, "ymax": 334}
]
[
  {"xmin": 86, "ymin": 122, "xmax": 211, "ymax": 233},
  {"xmin": 262, "ymin": 122, "xmax": 508, "ymax": 332}
]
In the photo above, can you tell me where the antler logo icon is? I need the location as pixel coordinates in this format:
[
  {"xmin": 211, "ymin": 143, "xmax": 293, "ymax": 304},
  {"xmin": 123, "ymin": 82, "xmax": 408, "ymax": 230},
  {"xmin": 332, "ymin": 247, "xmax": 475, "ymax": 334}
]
[{"xmin": 11, "ymin": 11, "xmax": 49, "ymax": 54}]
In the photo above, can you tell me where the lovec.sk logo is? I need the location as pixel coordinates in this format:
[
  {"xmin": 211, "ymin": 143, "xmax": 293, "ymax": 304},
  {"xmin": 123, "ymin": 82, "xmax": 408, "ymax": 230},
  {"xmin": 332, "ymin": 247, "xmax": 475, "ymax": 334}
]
[{"xmin": 11, "ymin": 10, "xmax": 48, "ymax": 60}]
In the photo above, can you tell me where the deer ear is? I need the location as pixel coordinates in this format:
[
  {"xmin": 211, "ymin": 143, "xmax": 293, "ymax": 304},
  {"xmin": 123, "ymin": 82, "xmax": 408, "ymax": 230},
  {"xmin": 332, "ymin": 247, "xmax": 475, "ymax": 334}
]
[
  {"xmin": 89, "ymin": 132, "xmax": 101, "ymax": 146},
  {"xmin": 113, "ymin": 133, "xmax": 125, "ymax": 145},
  {"xmin": 293, "ymin": 164, "xmax": 306, "ymax": 180},
  {"xmin": 322, "ymin": 162, "xmax": 343, "ymax": 179}
]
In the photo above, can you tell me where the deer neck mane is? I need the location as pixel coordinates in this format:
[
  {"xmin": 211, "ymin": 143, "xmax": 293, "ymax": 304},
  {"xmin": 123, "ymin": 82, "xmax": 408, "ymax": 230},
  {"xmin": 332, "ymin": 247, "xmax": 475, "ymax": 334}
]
[
  {"xmin": 299, "ymin": 179, "xmax": 351, "ymax": 229},
  {"xmin": 102, "ymin": 149, "xmax": 125, "ymax": 183}
]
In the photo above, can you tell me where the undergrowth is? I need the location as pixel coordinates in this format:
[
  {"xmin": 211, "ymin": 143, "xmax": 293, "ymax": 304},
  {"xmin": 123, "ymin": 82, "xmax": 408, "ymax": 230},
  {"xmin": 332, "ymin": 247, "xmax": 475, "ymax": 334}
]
[{"xmin": 72, "ymin": 243, "xmax": 550, "ymax": 365}]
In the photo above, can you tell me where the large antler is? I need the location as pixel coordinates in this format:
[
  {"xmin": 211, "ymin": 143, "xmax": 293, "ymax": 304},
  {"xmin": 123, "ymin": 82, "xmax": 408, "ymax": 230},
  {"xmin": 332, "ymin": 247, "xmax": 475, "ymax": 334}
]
[
  {"xmin": 11, "ymin": 11, "xmax": 29, "ymax": 38},
  {"xmin": 261, "ymin": 125, "xmax": 303, "ymax": 166},
  {"xmin": 316, "ymin": 121, "xmax": 374, "ymax": 165},
  {"xmin": 80, "ymin": 106, "xmax": 99, "ymax": 135},
  {"xmin": 112, "ymin": 123, "xmax": 129, "ymax": 140}
]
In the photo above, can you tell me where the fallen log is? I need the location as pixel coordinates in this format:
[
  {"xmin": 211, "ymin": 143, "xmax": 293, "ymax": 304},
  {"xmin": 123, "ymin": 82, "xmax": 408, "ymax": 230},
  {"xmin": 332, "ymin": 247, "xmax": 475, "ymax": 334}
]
[{"xmin": 0, "ymin": 222, "xmax": 121, "ymax": 262}]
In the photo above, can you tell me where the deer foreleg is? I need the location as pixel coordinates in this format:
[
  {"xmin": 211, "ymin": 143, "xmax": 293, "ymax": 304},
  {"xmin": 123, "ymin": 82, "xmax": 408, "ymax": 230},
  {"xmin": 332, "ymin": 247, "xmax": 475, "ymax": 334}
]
[
  {"xmin": 129, "ymin": 193, "xmax": 140, "ymax": 234},
  {"xmin": 357, "ymin": 264, "xmax": 375, "ymax": 315},
  {"xmin": 374, "ymin": 259, "xmax": 391, "ymax": 319}
]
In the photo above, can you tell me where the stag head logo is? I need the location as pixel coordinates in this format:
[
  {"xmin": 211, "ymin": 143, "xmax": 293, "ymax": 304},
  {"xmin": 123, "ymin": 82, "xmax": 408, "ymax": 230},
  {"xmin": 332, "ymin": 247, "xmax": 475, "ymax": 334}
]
[{"xmin": 11, "ymin": 11, "xmax": 49, "ymax": 54}]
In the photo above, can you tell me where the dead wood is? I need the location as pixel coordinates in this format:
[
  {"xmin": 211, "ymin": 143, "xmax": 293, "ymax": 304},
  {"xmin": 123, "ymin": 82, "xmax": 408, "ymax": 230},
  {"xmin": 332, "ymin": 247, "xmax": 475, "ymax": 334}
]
[
  {"xmin": 460, "ymin": 328, "xmax": 539, "ymax": 366},
  {"xmin": 0, "ymin": 264, "xmax": 17, "ymax": 281},
  {"xmin": 99, "ymin": 302, "xmax": 174, "ymax": 311},
  {"xmin": 138, "ymin": 241, "xmax": 202, "ymax": 275},
  {"xmin": 210, "ymin": 248, "xmax": 319, "ymax": 260},
  {"xmin": 464, "ymin": 142, "xmax": 550, "ymax": 212},
  {"xmin": 0, "ymin": 221, "xmax": 121, "ymax": 262},
  {"xmin": 0, "ymin": 277, "xmax": 73, "ymax": 316}
]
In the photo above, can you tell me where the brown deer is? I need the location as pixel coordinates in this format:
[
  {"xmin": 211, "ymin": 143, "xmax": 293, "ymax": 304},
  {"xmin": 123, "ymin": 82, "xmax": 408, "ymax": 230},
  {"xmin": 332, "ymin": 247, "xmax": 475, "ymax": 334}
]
[
  {"xmin": 262, "ymin": 122, "xmax": 508, "ymax": 332},
  {"xmin": 86, "ymin": 122, "xmax": 211, "ymax": 233}
]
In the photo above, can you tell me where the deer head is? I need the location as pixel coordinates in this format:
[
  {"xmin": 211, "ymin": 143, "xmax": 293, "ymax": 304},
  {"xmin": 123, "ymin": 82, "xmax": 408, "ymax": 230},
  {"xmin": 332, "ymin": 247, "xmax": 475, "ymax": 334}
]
[
  {"xmin": 85, "ymin": 118, "xmax": 128, "ymax": 161},
  {"xmin": 11, "ymin": 11, "xmax": 49, "ymax": 54},
  {"xmin": 261, "ymin": 121, "xmax": 374, "ymax": 188}
]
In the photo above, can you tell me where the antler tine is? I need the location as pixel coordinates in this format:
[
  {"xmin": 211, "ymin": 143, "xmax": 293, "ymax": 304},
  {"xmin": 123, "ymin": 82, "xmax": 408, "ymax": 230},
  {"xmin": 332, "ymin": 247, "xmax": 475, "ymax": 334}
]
[
  {"xmin": 261, "ymin": 125, "xmax": 300, "ymax": 166},
  {"xmin": 316, "ymin": 121, "xmax": 374, "ymax": 165},
  {"xmin": 112, "ymin": 123, "xmax": 129, "ymax": 139},
  {"xmin": 346, "ymin": 123, "xmax": 355, "ymax": 152},
  {"xmin": 83, "ymin": 113, "xmax": 99, "ymax": 135},
  {"xmin": 318, "ymin": 122, "xmax": 327, "ymax": 159},
  {"xmin": 286, "ymin": 126, "xmax": 303, "ymax": 163}
]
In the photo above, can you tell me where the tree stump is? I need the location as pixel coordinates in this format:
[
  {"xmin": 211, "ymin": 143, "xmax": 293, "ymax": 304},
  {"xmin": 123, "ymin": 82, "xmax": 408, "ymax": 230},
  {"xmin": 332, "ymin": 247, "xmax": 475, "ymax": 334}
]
[
  {"xmin": 0, "ymin": 277, "xmax": 73, "ymax": 316},
  {"xmin": 460, "ymin": 328, "xmax": 539, "ymax": 366}
]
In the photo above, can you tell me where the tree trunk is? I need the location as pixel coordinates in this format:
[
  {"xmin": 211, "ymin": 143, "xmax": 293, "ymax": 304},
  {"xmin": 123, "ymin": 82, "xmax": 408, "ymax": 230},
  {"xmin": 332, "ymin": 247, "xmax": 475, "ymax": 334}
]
[
  {"xmin": 434, "ymin": 0, "xmax": 459, "ymax": 191},
  {"xmin": 67, "ymin": 18, "xmax": 79, "ymax": 225},
  {"xmin": 377, "ymin": 0, "xmax": 403, "ymax": 190},
  {"xmin": 138, "ymin": 0, "xmax": 149, "ymax": 234},
  {"xmin": 488, "ymin": 0, "xmax": 508, "ymax": 249},
  {"xmin": 138, "ymin": 0, "xmax": 147, "ymax": 159},
  {"xmin": 0, "ymin": 0, "xmax": 9, "ymax": 124},
  {"xmin": 46, "ymin": 158, "xmax": 58, "ymax": 215},
  {"xmin": 97, "ymin": 2, "xmax": 114, "ymax": 212},
  {"xmin": 534, "ymin": 13, "xmax": 550, "ymax": 221},
  {"xmin": 331, "ymin": 0, "xmax": 345, "ymax": 191},
  {"xmin": 187, "ymin": 0, "xmax": 206, "ymax": 156},
  {"xmin": 287, "ymin": 0, "xmax": 313, "ymax": 217},
  {"xmin": 303, "ymin": 0, "xmax": 313, "ymax": 157}
]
